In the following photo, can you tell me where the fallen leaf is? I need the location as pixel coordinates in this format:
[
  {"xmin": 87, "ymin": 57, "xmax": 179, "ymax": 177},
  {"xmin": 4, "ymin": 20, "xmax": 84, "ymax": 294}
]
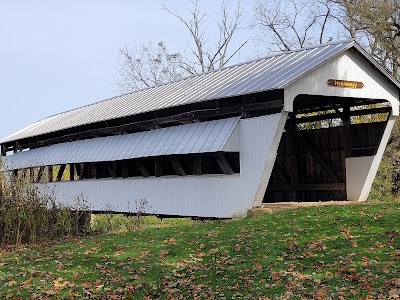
[
  {"xmin": 7, "ymin": 280, "xmax": 17, "ymax": 287},
  {"xmin": 389, "ymin": 289, "xmax": 399, "ymax": 299}
]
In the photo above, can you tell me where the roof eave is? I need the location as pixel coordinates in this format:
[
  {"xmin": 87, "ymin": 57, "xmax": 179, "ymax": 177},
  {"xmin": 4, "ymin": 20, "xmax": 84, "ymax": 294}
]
[
  {"xmin": 351, "ymin": 42, "xmax": 400, "ymax": 89},
  {"xmin": 282, "ymin": 40, "xmax": 400, "ymax": 90}
]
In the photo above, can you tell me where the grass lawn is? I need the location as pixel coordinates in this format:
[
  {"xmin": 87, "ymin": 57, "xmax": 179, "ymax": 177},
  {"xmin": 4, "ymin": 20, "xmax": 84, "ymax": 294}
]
[{"xmin": 0, "ymin": 203, "xmax": 399, "ymax": 299}]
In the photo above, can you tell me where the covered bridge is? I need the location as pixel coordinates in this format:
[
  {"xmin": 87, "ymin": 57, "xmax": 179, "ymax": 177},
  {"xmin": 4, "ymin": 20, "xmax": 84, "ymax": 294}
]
[{"xmin": 1, "ymin": 40, "xmax": 399, "ymax": 218}]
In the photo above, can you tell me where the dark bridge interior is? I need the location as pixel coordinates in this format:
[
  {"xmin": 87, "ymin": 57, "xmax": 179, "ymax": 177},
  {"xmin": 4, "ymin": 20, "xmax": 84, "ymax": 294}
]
[{"xmin": 264, "ymin": 94, "xmax": 391, "ymax": 203}]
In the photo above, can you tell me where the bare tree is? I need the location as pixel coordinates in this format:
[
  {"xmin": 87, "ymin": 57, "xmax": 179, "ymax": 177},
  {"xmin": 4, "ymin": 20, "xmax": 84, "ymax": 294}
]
[
  {"xmin": 253, "ymin": 0, "xmax": 400, "ymax": 77},
  {"xmin": 252, "ymin": 0, "xmax": 346, "ymax": 53},
  {"xmin": 115, "ymin": 42, "xmax": 188, "ymax": 93},
  {"xmin": 337, "ymin": 0, "xmax": 400, "ymax": 79},
  {"xmin": 115, "ymin": 0, "xmax": 249, "ymax": 92}
]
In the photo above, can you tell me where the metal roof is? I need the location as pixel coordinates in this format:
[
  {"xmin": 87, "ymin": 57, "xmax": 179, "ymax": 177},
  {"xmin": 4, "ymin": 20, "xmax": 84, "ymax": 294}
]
[
  {"xmin": 2, "ymin": 117, "xmax": 240, "ymax": 170},
  {"xmin": 2, "ymin": 40, "xmax": 398, "ymax": 144}
]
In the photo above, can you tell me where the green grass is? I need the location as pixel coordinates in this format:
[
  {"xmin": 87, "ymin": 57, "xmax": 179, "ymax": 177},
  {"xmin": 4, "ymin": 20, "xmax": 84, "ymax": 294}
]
[{"xmin": 1, "ymin": 203, "xmax": 399, "ymax": 299}]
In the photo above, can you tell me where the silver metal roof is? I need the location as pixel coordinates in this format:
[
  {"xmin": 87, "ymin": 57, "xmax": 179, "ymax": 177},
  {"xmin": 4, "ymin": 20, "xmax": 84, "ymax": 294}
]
[
  {"xmin": 2, "ymin": 40, "xmax": 397, "ymax": 144},
  {"xmin": 2, "ymin": 117, "xmax": 240, "ymax": 170}
]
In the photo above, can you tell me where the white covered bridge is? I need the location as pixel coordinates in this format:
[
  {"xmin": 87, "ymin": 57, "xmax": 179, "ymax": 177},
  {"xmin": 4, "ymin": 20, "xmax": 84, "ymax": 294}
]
[{"xmin": 1, "ymin": 40, "xmax": 399, "ymax": 218}]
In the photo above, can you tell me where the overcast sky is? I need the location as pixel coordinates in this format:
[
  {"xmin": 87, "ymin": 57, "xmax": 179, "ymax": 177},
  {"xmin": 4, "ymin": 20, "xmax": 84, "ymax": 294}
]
[{"xmin": 0, "ymin": 1, "xmax": 255, "ymax": 140}]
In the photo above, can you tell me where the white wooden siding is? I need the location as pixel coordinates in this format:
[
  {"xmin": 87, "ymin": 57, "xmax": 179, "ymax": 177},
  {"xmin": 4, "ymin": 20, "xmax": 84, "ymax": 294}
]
[
  {"xmin": 346, "ymin": 116, "xmax": 396, "ymax": 201},
  {"xmin": 44, "ymin": 113, "xmax": 283, "ymax": 218},
  {"xmin": 284, "ymin": 51, "xmax": 399, "ymax": 115}
]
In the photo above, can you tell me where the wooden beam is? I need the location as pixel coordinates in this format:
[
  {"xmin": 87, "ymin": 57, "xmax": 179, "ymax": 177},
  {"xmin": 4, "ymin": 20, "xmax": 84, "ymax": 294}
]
[
  {"xmin": 286, "ymin": 122, "xmax": 340, "ymax": 183},
  {"xmin": 170, "ymin": 156, "xmax": 186, "ymax": 176},
  {"xmin": 155, "ymin": 158, "xmax": 163, "ymax": 177},
  {"xmin": 213, "ymin": 152, "xmax": 234, "ymax": 175},
  {"xmin": 343, "ymin": 105, "xmax": 353, "ymax": 158},
  {"xmin": 136, "ymin": 160, "xmax": 150, "ymax": 177},
  {"xmin": 94, "ymin": 163, "xmax": 101, "ymax": 179},
  {"xmin": 48, "ymin": 165, "xmax": 53, "ymax": 182},
  {"xmin": 75, "ymin": 163, "xmax": 81, "ymax": 177},
  {"xmin": 294, "ymin": 95, "xmax": 387, "ymax": 108},
  {"xmin": 29, "ymin": 168, "xmax": 35, "ymax": 182},
  {"xmin": 122, "ymin": 161, "xmax": 129, "ymax": 178},
  {"xmin": 36, "ymin": 166, "xmax": 45, "ymax": 182},
  {"xmin": 56, "ymin": 164, "xmax": 66, "ymax": 181},
  {"xmin": 70, "ymin": 164, "xmax": 75, "ymax": 181},
  {"xmin": 329, "ymin": 101, "xmax": 351, "ymax": 130},
  {"xmin": 79, "ymin": 163, "xmax": 87, "ymax": 180},
  {"xmin": 22, "ymin": 168, "xmax": 28, "ymax": 179},
  {"xmin": 13, "ymin": 98, "xmax": 284, "ymax": 151},
  {"xmin": 295, "ymin": 106, "xmax": 391, "ymax": 124},
  {"xmin": 295, "ymin": 112, "xmax": 335, "ymax": 123},
  {"xmin": 193, "ymin": 154, "xmax": 202, "ymax": 175},
  {"xmin": 106, "ymin": 162, "xmax": 117, "ymax": 179},
  {"xmin": 268, "ymin": 183, "xmax": 346, "ymax": 191}
]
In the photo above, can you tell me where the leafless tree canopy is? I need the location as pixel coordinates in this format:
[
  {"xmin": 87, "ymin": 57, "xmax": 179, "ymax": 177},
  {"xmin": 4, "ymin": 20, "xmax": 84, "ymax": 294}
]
[
  {"xmin": 337, "ymin": 0, "xmax": 400, "ymax": 78},
  {"xmin": 253, "ymin": 0, "xmax": 400, "ymax": 79},
  {"xmin": 115, "ymin": 0, "xmax": 249, "ymax": 93},
  {"xmin": 115, "ymin": 42, "xmax": 188, "ymax": 92},
  {"xmin": 252, "ymin": 0, "xmax": 346, "ymax": 52},
  {"xmin": 116, "ymin": 0, "xmax": 400, "ymax": 93}
]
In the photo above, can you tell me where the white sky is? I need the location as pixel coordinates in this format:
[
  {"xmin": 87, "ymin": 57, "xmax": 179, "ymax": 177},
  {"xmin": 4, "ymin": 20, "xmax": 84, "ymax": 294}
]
[{"xmin": 0, "ymin": 1, "xmax": 255, "ymax": 139}]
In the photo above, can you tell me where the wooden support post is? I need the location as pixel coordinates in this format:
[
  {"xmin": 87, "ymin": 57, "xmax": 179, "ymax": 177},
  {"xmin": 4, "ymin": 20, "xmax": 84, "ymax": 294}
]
[
  {"xmin": 36, "ymin": 166, "xmax": 45, "ymax": 182},
  {"xmin": 170, "ymin": 156, "xmax": 186, "ymax": 176},
  {"xmin": 329, "ymin": 101, "xmax": 351, "ymax": 130},
  {"xmin": 213, "ymin": 152, "xmax": 234, "ymax": 175},
  {"xmin": 48, "ymin": 165, "xmax": 53, "ymax": 182},
  {"xmin": 75, "ymin": 163, "xmax": 81, "ymax": 177},
  {"xmin": 15, "ymin": 142, "xmax": 22, "ymax": 152},
  {"xmin": 343, "ymin": 105, "xmax": 353, "ymax": 158},
  {"xmin": 242, "ymin": 98, "xmax": 250, "ymax": 118},
  {"xmin": 136, "ymin": 160, "xmax": 150, "ymax": 177},
  {"xmin": 56, "ymin": 164, "xmax": 66, "ymax": 181},
  {"xmin": 94, "ymin": 163, "xmax": 101, "ymax": 179},
  {"xmin": 286, "ymin": 122, "xmax": 340, "ymax": 183},
  {"xmin": 70, "ymin": 164, "xmax": 75, "ymax": 181},
  {"xmin": 122, "ymin": 161, "xmax": 129, "ymax": 178},
  {"xmin": 30, "ymin": 168, "xmax": 35, "ymax": 182},
  {"xmin": 114, "ymin": 161, "xmax": 119, "ymax": 177},
  {"xmin": 155, "ymin": 158, "xmax": 163, "ymax": 177},
  {"xmin": 193, "ymin": 154, "xmax": 202, "ymax": 175},
  {"xmin": 106, "ymin": 162, "xmax": 117, "ymax": 179},
  {"xmin": 79, "ymin": 163, "xmax": 87, "ymax": 180}
]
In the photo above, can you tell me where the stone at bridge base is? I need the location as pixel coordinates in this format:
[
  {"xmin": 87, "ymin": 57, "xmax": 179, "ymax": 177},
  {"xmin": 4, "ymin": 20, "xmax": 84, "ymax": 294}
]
[{"xmin": 247, "ymin": 207, "xmax": 273, "ymax": 217}]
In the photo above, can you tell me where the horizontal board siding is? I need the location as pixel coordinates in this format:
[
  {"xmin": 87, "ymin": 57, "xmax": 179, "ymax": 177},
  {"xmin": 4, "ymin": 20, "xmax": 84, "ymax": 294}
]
[{"xmin": 44, "ymin": 114, "xmax": 283, "ymax": 218}]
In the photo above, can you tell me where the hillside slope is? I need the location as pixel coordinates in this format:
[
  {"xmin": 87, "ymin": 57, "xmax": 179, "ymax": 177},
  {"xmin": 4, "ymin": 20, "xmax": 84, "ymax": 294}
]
[{"xmin": 0, "ymin": 203, "xmax": 399, "ymax": 299}]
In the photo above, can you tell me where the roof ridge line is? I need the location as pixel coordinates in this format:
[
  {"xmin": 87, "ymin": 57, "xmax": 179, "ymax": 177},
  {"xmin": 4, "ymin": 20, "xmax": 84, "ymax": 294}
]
[{"xmin": 32, "ymin": 40, "xmax": 356, "ymax": 123}]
